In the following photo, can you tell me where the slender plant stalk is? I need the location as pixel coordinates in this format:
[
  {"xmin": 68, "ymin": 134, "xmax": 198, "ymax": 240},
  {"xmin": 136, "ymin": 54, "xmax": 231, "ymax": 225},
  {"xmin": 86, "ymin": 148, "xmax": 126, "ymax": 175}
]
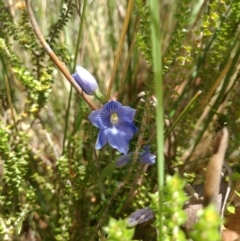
[
  {"xmin": 4, "ymin": 75, "xmax": 17, "ymax": 132},
  {"xmin": 118, "ymin": 16, "xmax": 140, "ymax": 98},
  {"xmin": 149, "ymin": 1, "xmax": 164, "ymax": 240},
  {"xmin": 72, "ymin": 0, "xmax": 87, "ymax": 71},
  {"xmin": 24, "ymin": 0, "xmax": 96, "ymax": 110},
  {"xmin": 62, "ymin": 0, "xmax": 88, "ymax": 153},
  {"xmin": 201, "ymin": 60, "xmax": 232, "ymax": 108},
  {"xmin": 106, "ymin": 0, "xmax": 134, "ymax": 101},
  {"xmin": 165, "ymin": 90, "xmax": 202, "ymax": 138}
]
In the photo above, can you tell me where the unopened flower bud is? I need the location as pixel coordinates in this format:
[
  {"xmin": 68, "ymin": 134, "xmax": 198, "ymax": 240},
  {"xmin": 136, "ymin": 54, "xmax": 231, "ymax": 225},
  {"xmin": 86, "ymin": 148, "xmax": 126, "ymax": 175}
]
[{"xmin": 72, "ymin": 66, "xmax": 98, "ymax": 95}]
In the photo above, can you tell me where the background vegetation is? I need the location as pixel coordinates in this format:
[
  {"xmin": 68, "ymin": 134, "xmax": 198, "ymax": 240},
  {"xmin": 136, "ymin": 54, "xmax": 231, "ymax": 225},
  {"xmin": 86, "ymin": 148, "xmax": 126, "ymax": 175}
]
[{"xmin": 0, "ymin": 0, "xmax": 239, "ymax": 240}]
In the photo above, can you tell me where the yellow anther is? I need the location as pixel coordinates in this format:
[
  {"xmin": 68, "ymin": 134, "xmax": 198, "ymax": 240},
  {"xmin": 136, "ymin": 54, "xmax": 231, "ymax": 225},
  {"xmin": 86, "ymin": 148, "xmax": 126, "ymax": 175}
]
[{"xmin": 110, "ymin": 113, "xmax": 119, "ymax": 124}]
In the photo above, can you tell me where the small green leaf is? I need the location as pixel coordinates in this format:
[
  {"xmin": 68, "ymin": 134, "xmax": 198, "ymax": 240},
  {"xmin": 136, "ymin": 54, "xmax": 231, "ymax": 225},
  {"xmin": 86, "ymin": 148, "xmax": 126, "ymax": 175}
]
[
  {"xmin": 203, "ymin": 29, "xmax": 212, "ymax": 36},
  {"xmin": 100, "ymin": 163, "xmax": 116, "ymax": 180},
  {"xmin": 211, "ymin": 12, "xmax": 219, "ymax": 20},
  {"xmin": 235, "ymin": 190, "xmax": 240, "ymax": 197},
  {"xmin": 227, "ymin": 205, "xmax": 235, "ymax": 214},
  {"xmin": 183, "ymin": 45, "xmax": 192, "ymax": 53},
  {"xmin": 104, "ymin": 218, "xmax": 134, "ymax": 240}
]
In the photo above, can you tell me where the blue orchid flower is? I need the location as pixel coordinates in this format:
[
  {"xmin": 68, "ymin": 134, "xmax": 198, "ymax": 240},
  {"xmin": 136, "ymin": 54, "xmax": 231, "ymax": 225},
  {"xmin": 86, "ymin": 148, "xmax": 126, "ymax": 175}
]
[
  {"xmin": 72, "ymin": 66, "xmax": 98, "ymax": 95},
  {"xmin": 127, "ymin": 207, "xmax": 154, "ymax": 227},
  {"xmin": 115, "ymin": 145, "xmax": 156, "ymax": 167},
  {"xmin": 88, "ymin": 100, "xmax": 138, "ymax": 154},
  {"xmin": 139, "ymin": 145, "xmax": 156, "ymax": 165}
]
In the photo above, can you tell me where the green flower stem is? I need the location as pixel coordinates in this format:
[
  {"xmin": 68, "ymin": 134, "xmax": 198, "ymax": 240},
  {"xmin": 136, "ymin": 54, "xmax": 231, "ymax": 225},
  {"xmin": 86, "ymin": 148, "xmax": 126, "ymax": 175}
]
[
  {"xmin": 165, "ymin": 90, "xmax": 202, "ymax": 139},
  {"xmin": 4, "ymin": 75, "xmax": 17, "ymax": 132},
  {"xmin": 149, "ymin": 1, "xmax": 164, "ymax": 240},
  {"xmin": 62, "ymin": 0, "xmax": 88, "ymax": 153},
  {"xmin": 97, "ymin": 180, "xmax": 106, "ymax": 202},
  {"xmin": 72, "ymin": 0, "xmax": 87, "ymax": 71},
  {"xmin": 94, "ymin": 88, "xmax": 106, "ymax": 104}
]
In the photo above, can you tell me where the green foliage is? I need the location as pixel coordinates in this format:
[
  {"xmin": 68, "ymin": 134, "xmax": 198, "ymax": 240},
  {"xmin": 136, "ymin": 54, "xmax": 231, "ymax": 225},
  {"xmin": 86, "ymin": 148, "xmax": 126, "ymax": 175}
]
[
  {"xmin": 0, "ymin": 4, "xmax": 53, "ymax": 113},
  {"xmin": 0, "ymin": 0, "xmax": 239, "ymax": 240},
  {"xmin": 190, "ymin": 205, "xmax": 222, "ymax": 241},
  {"xmin": 55, "ymin": 156, "xmax": 73, "ymax": 241},
  {"xmin": 0, "ymin": 1, "xmax": 20, "ymax": 39},
  {"xmin": 0, "ymin": 123, "xmax": 28, "ymax": 207},
  {"xmin": 135, "ymin": 0, "xmax": 152, "ymax": 65},
  {"xmin": 209, "ymin": 0, "xmax": 240, "ymax": 65},
  {"xmin": 104, "ymin": 218, "xmax": 134, "ymax": 241},
  {"xmin": 150, "ymin": 175, "xmax": 188, "ymax": 241},
  {"xmin": 0, "ymin": 122, "xmax": 31, "ymax": 239},
  {"xmin": 150, "ymin": 175, "xmax": 223, "ymax": 240},
  {"xmin": 0, "ymin": 38, "xmax": 52, "ymax": 112},
  {"xmin": 162, "ymin": 0, "xmax": 192, "ymax": 74},
  {"xmin": 47, "ymin": 0, "xmax": 74, "ymax": 44}
]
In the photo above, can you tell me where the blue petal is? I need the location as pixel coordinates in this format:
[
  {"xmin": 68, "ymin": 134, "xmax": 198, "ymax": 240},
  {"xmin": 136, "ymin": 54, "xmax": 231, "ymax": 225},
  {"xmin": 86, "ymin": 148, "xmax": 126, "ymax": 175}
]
[
  {"xmin": 139, "ymin": 153, "xmax": 156, "ymax": 165},
  {"xmin": 127, "ymin": 208, "xmax": 154, "ymax": 228},
  {"xmin": 100, "ymin": 109, "xmax": 112, "ymax": 127},
  {"xmin": 88, "ymin": 110, "xmax": 110, "ymax": 129},
  {"xmin": 129, "ymin": 122, "xmax": 138, "ymax": 134},
  {"xmin": 117, "ymin": 106, "xmax": 136, "ymax": 123},
  {"xmin": 116, "ymin": 121, "xmax": 138, "ymax": 135},
  {"xmin": 102, "ymin": 100, "xmax": 122, "ymax": 113},
  {"xmin": 103, "ymin": 101, "xmax": 137, "ymax": 123},
  {"xmin": 115, "ymin": 154, "xmax": 131, "ymax": 168},
  {"xmin": 139, "ymin": 145, "xmax": 156, "ymax": 165},
  {"xmin": 95, "ymin": 129, "xmax": 108, "ymax": 149},
  {"xmin": 108, "ymin": 124, "xmax": 136, "ymax": 154}
]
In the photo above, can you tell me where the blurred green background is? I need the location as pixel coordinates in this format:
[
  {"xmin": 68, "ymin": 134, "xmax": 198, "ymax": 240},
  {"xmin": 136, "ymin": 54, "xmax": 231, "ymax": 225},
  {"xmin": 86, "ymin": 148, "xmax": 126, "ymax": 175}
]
[{"xmin": 0, "ymin": 0, "xmax": 240, "ymax": 240}]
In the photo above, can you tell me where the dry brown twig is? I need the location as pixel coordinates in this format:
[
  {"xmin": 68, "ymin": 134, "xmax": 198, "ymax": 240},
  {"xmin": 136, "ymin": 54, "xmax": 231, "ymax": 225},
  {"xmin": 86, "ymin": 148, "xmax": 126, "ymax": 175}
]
[{"xmin": 203, "ymin": 127, "xmax": 229, "ymax": 208}]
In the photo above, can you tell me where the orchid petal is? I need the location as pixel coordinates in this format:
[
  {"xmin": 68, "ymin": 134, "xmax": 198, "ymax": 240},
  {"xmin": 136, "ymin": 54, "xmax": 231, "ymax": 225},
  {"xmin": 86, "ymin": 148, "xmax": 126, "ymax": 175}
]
[
  {"xmin": 108, "ymin": 125, "xmax": 134, "ymax": 154},
  {"xmin": 102, "ymin": 100, "xmax": 122, "ymax": 113},
  {"xmin": 88, "ymin": 110, "xmax": 105, "ymax": 129},
  {"xmin": 95, "ymin": 129, "xmax": 108, "ymax": 149},
  {"xmin": 117, "ymin": 106, "xmax": 136, "ymax": 123}
]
